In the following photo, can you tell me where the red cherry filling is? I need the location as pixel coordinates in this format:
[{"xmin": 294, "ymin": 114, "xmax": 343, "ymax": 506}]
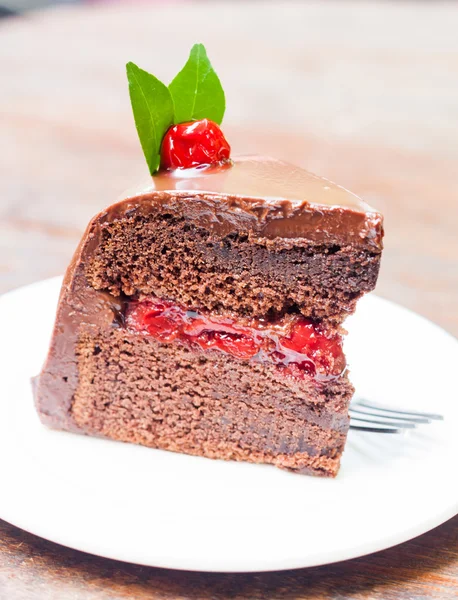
[
  {"xmin": 125, "ymin": 300, "xmax": 345, "ymax": 379},
  {"xmin": 193, "ymin": 330, "xmax": 258, "ymax": 360},
  {"xmin": 160, "ymin": 119, "xmax": 231, "ymax": 170}
]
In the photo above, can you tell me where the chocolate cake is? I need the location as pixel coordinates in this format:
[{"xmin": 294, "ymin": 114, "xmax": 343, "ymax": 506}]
[
  {"xmin": 33, "ymin": 46, "xmax": 383, "ymax": 476},
  {"xmin": 33, "ymin": 156, "xmax": 383, "ymax": 476}
]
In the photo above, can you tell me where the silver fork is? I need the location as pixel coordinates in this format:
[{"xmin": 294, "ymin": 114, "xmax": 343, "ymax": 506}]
[{"xmin": 349, "ymin": 398, "xmax": 444, "ymax": 433}]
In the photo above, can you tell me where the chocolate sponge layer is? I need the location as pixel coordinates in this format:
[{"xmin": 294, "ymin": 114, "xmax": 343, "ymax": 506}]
[
  {"xmin": 72, "ymin": 327, "xmax": 353, "ymax": 477},
  {"xmin": 85, "ymin": 213, "xmax": 381, "ymax": 324}
]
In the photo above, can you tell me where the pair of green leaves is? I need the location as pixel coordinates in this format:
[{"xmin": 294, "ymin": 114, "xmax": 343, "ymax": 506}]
[{"xmin": 126, "ymin": 44, "xmax": 226, "ymax": 174}]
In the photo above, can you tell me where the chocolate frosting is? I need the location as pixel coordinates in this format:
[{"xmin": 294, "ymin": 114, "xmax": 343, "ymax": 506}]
[
  {"xmin": 117, "ymin": 156, "xmax": 383, "ymax": 250},
  {"xmin": 33, "ymin": 155, "xmax": 383, "ymax": 433}
]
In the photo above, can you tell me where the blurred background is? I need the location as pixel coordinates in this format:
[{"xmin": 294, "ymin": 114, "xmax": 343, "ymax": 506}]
[{"xmin": 1, "ymin": 0, "xmax": 457, "ymax": 335}]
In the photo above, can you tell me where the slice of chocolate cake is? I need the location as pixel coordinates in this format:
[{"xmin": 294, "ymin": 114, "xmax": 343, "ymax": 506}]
[
  {"xmin": 34, "ymin": 156, "xmax": 383, "ymax": 477},
  {"xmin": 33, "ymin": 45, "xmax": 383, "ymax": 476}
]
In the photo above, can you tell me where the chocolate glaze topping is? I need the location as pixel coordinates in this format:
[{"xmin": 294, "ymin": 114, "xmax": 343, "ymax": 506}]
[{"xmin": 117, "ymin": 156, "xmax": 383, "ymax": 250}]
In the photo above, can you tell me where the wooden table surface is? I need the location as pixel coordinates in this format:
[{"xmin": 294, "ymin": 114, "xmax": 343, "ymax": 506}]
[{"xmin": 1, "ymin": 2, "xmax": 457, "ymax": 598}]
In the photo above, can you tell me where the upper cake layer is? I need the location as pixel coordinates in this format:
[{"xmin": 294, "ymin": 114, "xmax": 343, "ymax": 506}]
[
  {"xmin": 80, "ymin": 155, "xmax": 383, "ymax": 322},
  {"xmin": 118, "ymin": 156, "xmax": 383, "ymax": 250}
]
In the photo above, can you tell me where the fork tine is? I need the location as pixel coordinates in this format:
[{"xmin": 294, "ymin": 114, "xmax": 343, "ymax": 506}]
[
  {"xmin": 349, "ymin": 423, "xmax": 402, "ymax": 434},
  {"xmin": 349, "ymin": 407, "xmax": 431, "ymax": 424},
  {"xmin": 349, "ymin": 415, "xmax": 416, "ymax": 429},
  {"xmin": 354, "ymin": 400, "xmax": 444, "ymax": 421}
]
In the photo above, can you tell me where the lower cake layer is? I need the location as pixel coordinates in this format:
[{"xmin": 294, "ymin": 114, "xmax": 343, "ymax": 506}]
[{"xmin": 72, "ymin": 327, "xmax": 353, "ymax": 477}]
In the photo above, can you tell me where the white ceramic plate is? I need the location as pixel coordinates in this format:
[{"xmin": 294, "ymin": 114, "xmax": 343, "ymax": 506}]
[{"xmin": 1, "ymin": 277, "xmax": 457, "ymax": 572}]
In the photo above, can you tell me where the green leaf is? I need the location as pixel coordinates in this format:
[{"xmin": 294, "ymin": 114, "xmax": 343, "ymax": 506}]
[
  {"xmin": 169, "ymin": 43, "xmax": 225, "ymax": 125},
  {"xmin": 126, "ymin": 62, "xmax": 174, "ymax": 174}
]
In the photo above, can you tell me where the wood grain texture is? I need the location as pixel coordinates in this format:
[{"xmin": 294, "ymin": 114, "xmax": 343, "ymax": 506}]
[
  {"xmin": 0, "ymin": 1, "xmax": 457, "ymax": 598},
  {"xmin": 1, "ymin": 517, "xmax": 458, "ymax": 600}
]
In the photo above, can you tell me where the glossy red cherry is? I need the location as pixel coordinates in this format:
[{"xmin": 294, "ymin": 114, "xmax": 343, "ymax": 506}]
[
  {"xmin": 160, "ymin": 119, "xmax": 231, "ymax": 170},
  {"xmin": 128, "ymin": 303, "xmax": 180, "ymax": 342},
  {"xmin": 281, "ymin": 321, "xmax": 317, "ymax": 354}
]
